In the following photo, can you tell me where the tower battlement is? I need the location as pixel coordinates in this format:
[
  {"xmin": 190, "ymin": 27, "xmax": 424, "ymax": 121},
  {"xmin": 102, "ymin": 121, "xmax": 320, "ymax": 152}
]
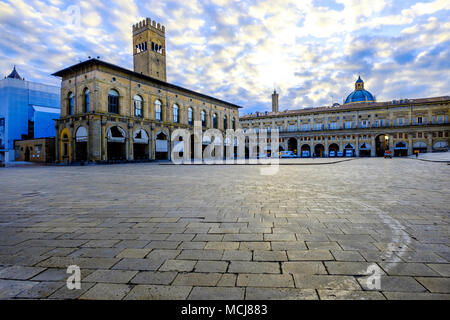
[
  {"xmin": 132, "ymin": 18, "xmax": 165, "ymax": 35},
  {"xmin": 132, "ymin": 18, "xmax": 167, "ymax": 81}
]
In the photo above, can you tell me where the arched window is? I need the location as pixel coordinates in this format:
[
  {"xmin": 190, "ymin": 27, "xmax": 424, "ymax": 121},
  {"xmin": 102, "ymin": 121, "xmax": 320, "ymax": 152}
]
[
  {"xmin": 173, "ymin": 104, "xmax": 179, "ymax": 123},
  {"xmin": 232, "ymin": 117, "xmax": 236, "ymax": 130},
  {"xmin": 155, "ymin": 100, "xmax": 162, "ymax": 121},
  {"xmin": 68, "ymin": 92, "xmax": 74, "ymax": 115},
  {"xmin": 83, "ymin": 88, "xmax": 90, "ymax": 113},
  {"xmin": 134, "ymin": 95, "xmax": 143, "ymax": 117},
  {"xmin": 223, "ymin": 115, "xmax": 228, "ymax": 130},
  {"xmin": 213, "ymin": 113, "xmax": 218, "ymax": 129},
  {"xmin": 188, "ymin": 107, "xmax": 193, "ymax": 125},
  {"xmin": 108, "ymin": 89, "xmax": 119, "ymax": 114},
  {"xmin": 201, "ymin": 110, "xmax": 206, "ymax": 127}
]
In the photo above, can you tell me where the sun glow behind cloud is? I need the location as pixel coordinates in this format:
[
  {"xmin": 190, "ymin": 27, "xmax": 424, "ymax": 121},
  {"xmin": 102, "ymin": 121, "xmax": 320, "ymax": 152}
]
[{"xmin": 0, "ymin": 0, "xmax": 449, "ymax": 114}]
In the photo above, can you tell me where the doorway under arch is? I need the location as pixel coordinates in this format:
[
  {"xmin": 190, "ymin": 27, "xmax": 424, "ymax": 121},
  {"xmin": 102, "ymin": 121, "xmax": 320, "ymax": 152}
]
[
  {"xmin": 344, "ymin": 143, "xmax": 355, "ymax": 157},
  {"xmin": 375, "ymin": 134, "xmax": 389, "ymax": 157},
  {"xmin": 107, "ymin": 126, "xmax": 126, "ymax": 161},
  {"xmin": 314, "ymin": 144, "xmax": 325, "ymax": 158},
  {"xmin": 300, "ymin": 144, "xmax": 311, "ymax": 157},
  {"xmin": 394, "ymin": 141, "xmax": 408, "ymax": 157},
  {"xmin": 413, "ymin": 141, "xmax": 427, "ymax": 154},
  {"xmin": 24, "ymin": 147, "xmax": 30, "ymax": 161},
  {"xmin": 328, "ymin": 143, "xmax": 339, "ymax": 157},
  {"xmin": 359, "ymin": 142, "xmax": 371, "ymax": 157},
  {"xmin": 155, "ymin": 132, "xmax": 169, "ymax": 160},
  {"xmin": 133, "ymin": 129, "xmax": 149, "ymax": 160},
  {"xmin": 287, "ymin": 138, "xmax": 297, "ymax": 154},
  {"xmin": 75, "ymin": 126, "xmax": 88, "ymax": 162}
]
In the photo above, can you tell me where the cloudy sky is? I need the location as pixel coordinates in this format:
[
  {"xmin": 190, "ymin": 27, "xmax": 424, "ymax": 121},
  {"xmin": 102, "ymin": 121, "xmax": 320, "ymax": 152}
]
[{"xmin": 1, "ymin": 0, "xmax": 449, "ymax": 114}]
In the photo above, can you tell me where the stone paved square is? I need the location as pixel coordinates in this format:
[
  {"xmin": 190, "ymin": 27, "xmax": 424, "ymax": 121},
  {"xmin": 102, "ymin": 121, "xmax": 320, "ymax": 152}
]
[{"xmin": 0, "ymin": 158, "xmax": 449, "ymax": 300}]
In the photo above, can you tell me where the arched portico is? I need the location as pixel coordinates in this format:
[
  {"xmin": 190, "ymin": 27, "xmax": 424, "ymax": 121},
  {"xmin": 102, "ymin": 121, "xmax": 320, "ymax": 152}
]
[
  {"xmin": 300, "ymin": 144, "xmax": 311, "ymax": 157},
  {"xmin": 107, "ymin": 126, "xmax": 127, "ymax": 161},
  {"xmin": 328, "ymin": 143, "xmax": 339, "ymax": 157},
  {"xmin": 344, "ymin": 143, "xmax": 355, "ymax": 157},
  {"xmin": 314, "ymin": 144, "xmax": 325, "ymax": 158},
  {"xmin": 133, "ymin": 128, "xmax": 150, "ymax": 160},
  {"xmin": 394, "ymin": 141, "xmax": 408, "ymax": 157},
  {"xmin": 155, "ymin": 131, "xmax": 169, "ymax": 160},
  {"xmin": 75, "ymin": 126, "xmax": 88, "ymax": 161}
]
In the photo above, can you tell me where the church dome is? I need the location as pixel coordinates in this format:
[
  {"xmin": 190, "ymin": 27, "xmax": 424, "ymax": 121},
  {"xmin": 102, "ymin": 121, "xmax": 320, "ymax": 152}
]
[{"xmin": 344, "ymin": 76, "xmax": 375, "ymax": 104}]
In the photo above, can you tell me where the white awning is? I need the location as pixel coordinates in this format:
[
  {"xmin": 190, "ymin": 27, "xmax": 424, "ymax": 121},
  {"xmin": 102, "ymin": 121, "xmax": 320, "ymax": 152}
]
[
  {"xmin": 433, "ymin": 141, "xmax": 448, "ymax": 149},
  {"xmin": 133, "ymin": 129, "xmax": 149, "ymax": 144},
  {"xmin": 413, "ymin": 141, "xmax": 427, "ymax": 148},
  {"xmin": 107, "ymin": 126, "xmax": 126, "ymax": 143},
  {"xmin": 75, "ymin": 126, "xmax": 88, "ymax": 142},
  {"xmin": 156, "ymin": 140, "xmax": 168, "ymax": 152},
  {"xmin": 394, "ymin": 142, "xmax": 408, "ymax": 150}
]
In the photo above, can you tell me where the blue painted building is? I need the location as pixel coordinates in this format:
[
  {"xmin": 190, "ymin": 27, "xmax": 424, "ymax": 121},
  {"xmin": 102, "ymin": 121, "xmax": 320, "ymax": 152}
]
[{"xmin": 0, "ymin": 67, "xmax": 60, "ymax": 162}]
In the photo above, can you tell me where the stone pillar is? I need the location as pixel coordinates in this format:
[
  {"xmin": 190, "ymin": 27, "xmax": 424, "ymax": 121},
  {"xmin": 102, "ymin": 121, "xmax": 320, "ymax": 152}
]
[
  {"xmin": 370, "ymin": 136, "xmax": 376, "ymax": 157},
  {"xmin": 427, "ymin": 136, "xmax": 433, "ymax": 153},
  {"xmin": 168, "ymin": 127, "xmax": 172, "ymax": 161},
  {"xmin": 128, "ymin": 124, "xmax": 133, "ymax": 161},
  {"xmin": 101, "ymin": 120, "xmax": 107, "ymax": 161},
  {"xmin": 355, "ymin": 136, "xmax": 360, "ymax": 157},
  {"xmin": 297, "ymin": 138, "xmax": 301, "ymax": 157},
  {"xmin": 408, "ymin": 134, "xmax": 413, "ymax": 156}
]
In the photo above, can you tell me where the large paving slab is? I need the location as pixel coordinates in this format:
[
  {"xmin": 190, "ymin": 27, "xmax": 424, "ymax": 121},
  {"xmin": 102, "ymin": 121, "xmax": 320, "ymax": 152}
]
[{"xmin": 0, "ymin": 158, "xmax": 448, "ymax": 299}]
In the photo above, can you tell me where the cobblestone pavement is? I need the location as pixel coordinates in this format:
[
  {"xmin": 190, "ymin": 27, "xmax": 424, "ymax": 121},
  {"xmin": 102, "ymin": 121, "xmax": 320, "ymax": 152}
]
[{"xmin": 0, "ymin": 158, "xmax": 449, "ymax": 300}]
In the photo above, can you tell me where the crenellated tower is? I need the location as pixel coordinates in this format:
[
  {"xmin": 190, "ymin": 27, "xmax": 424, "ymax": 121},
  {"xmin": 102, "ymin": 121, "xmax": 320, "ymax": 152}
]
[{"xmin": 132, "ymin": 18, "xmax": 167, "ymax": 82}]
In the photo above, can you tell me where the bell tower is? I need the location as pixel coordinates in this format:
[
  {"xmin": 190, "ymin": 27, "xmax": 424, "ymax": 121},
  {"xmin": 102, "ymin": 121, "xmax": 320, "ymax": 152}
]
[
  {"xmin": 272, "ymin": 90, "xmax": 279, "ymax": 113},
  {"xmin": 132, "ymin": 18, "xmax": 167, "ymax": 82}
]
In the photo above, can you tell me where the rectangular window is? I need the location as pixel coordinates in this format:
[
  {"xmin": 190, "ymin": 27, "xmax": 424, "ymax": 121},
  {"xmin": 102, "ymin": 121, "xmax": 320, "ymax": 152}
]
[
  {"xmin": 173, "ymin": 108, "xmax": 179, "ymax": 123},
  {"xmin": 398, "ymin": 118, "xmax": 403, "ymax": 125},
  {"xmin": 417, "ymin": 117, "xmax": 422, "ymax": 124},
  {"xmin": 134, "ymin": 101, "xmax": 142, "ymax": 117},
  {"xmin": 438, "ymin": 116, "xmax": 443, "ymax": 124},
  {"xmin": 108, "ymin": 95, "xmax": 119, "ymax": 114}
]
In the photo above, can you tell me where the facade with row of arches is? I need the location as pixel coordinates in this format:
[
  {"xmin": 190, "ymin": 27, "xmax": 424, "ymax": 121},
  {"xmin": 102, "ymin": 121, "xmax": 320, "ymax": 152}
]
[
  {"xmin": 53, "ymin": 59, "xmax": 241, "ymax": 163},
  {"xmin": 241, "ymin": 78, "xmax": 450, "ymax": 158}
]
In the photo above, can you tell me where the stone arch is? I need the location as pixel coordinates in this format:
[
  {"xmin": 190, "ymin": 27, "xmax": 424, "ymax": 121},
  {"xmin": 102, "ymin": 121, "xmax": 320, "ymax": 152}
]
[
  {"xmin": 287, "ymin": 137, "xmax": 297, "ymax": 153},
  {"xmin": 75, "ymin": 126, "xmax": 88, "ymax": 161},
  {"xmin": 60, "ymin": 128, "xmax": 71, "ymax": 163},
  {"xmin": 106, "ymin": 125, "xmax": 127, "ymax": 161},
  {"xmin": 314, "ymin": 144, "xmax": 325, "ymax": 158},
  {"xmin": 133, "ymin": 128, "xmax": 149, "ymax": 160},
  {"xmin": 155, "ymin": 130, "xmax": 169, "ymax": 160},
  {"xmin": 433, "ymin": 141, "xmax": 448, "ymax": 151},
  {"xmin": 300, "ymin": 144, "xmax": 311, "ymax": 157},
  {"xmin": 328, "ymin": 143, "xmax": 339, "ymax": 157}
]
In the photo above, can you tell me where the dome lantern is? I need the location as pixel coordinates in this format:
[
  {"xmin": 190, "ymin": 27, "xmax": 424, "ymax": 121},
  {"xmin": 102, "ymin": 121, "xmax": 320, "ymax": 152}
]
[{"xmin": 344, "ymin": 76, "xmax": 375, "ymax": 105}]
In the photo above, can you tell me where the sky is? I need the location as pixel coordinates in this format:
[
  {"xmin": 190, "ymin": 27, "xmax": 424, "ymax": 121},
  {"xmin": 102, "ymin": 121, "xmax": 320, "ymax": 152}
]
[{"xmin": 1, "ymin": 0, "xmax": 449, "ymax": 115}]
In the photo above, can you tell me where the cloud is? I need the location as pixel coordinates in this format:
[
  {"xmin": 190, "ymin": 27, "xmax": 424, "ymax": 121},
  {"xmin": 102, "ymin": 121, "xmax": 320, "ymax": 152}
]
[{"xmin": 0, "ymin": 0, "xmax": 448, "ymax": 114}]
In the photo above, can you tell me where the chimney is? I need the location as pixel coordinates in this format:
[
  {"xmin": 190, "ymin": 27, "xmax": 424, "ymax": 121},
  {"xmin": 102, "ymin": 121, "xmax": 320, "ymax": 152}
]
[{"xmin": 272, "ymin": 90, "xmax": 279, "ymax": 113}]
